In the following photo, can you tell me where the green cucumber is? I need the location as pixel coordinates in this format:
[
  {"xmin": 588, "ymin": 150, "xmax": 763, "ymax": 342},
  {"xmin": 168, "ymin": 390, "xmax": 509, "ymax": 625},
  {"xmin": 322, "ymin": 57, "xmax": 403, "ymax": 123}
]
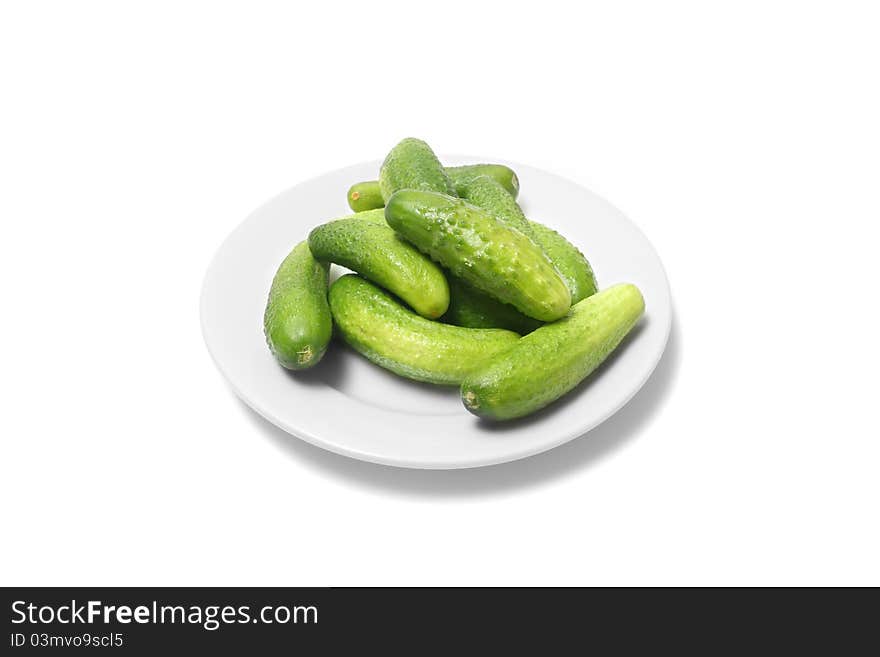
[
  {"xmin": 528, "ymin": 221, "xmax": 598, "ymax": 304},
  {"xmin": 438, "ymin": 176, "xmax": 541, "ymax": 334},
  {"xmin": 347, "ymin": 163, "xmax": 520, "ymax": 212},
  {"xmin": 444, "ymin": 220, "xmax": 597, "ymax": 330},
  {"xmin": 346, "ymin": 181, "xmax": 385, "ymax": 212},
  {"xmin": 442, "ymin": 277, "xmax": 542, "ymax": 335},
  {"xmin": 378, "ymin": 138, "xmax": 454, "ymax": 202},
  {"xmin": 329, "ymin": 275, "xmax": 519, "ymax": 385},
  {"xmin": 385, "ymin": 190, "xmax": 571, "ymax": 322},
  {"xmin": 263, "ymin": 241, "xmax": 332, "ymax": 370},
  {"xmin": 450, "ymin": 164, "xmax": 520, "ymax": 199},
  {"xmin": 353, "ymin": 208, "xmax": 388, "ymax": 224},
  {"xmin": 308, "ymin": 209, "xmax": 449, "ymax": 319},
  {"xmin": 461, "ymin": 284, "xmax": 645, "ymax": 420},
  {"xmin": 455, "ymin": 174, "xmax": 534, "ymax": 238},
  {"xmin": 454, "ymin": 176, "xmax": 596, "ymax": 301}
]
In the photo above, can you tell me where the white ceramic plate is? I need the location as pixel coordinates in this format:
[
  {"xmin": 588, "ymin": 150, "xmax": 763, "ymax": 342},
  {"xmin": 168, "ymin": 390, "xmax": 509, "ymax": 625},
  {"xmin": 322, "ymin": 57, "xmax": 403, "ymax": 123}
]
[{"xmin": 201, "ymin": 157, "xmax": 671, "ymax": 469}]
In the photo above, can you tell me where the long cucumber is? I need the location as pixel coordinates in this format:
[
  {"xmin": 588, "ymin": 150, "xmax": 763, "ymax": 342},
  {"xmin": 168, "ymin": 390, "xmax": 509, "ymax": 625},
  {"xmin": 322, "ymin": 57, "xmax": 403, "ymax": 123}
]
[
  {"xmin": 461, "ymin": 284, "xmax": 645, "ymax": 419},
  {"xmin": 329, "ymin": 275, "xmax": 519, "ymax": 385},
  {"xmin": 308, "ymin": 209, "xmax": 449, "ymax": 319},
  {"xmin": 263, "ymin": 241, "xmax": 333, "ymax": 370},
  {"xmin": 385, "ymin": 190, "xmax": 571, "ymax": 322}
]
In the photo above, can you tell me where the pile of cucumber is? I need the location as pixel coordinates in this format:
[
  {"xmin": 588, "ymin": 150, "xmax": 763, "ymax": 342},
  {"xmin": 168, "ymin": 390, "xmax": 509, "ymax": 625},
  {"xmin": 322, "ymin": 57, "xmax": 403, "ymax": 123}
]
[{"xmin": 264, "ymin": 138, "xmax": 645, "ymax": 420}]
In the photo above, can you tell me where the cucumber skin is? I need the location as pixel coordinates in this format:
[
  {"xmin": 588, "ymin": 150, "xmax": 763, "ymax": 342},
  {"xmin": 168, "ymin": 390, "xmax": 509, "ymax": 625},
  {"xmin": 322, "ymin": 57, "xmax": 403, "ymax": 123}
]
[
  {"xmin": 329, "ymin": 275, "xmax": 519, "ymax": 385},
  {"xmin": 347, "ymin": 181, "xmax": 385, "ymax": 213},
  {"xmin": 348, "ymin": 164, "xmax": 520, "ymax": 212},
  {"xmin": 378, "ymin": 138, "xmax": 454, "ymax": 202},
  {"xmin": 353, "ymin": 208, "xmax": 388, "ymax": 224},
  {"xmin": 461, "ymin": 284, "xmax": 645, "ymax": 420},
  {"xmin": 528, "ymin": 221, "xmax": 598, "ymax": 304},
  {"xmin": 351, "ymin": 207, "xmax": 539, "ymax": 332},
  {"xmin": 444, "ymin": 220, "xmax": 597, "ymax": 331},
  {"xmin": 451, "ymin": 164, "xmax": 520, "ymax": 199},
  {"xmin": 447, "ymin": 175, "xmax": 540, "ymax": 331},
  {"xmin": 455, "ymin": 174, "xmax": 534, "ymax": 238},
  {"xmin": 385, "ymin": 190, "xmax": 571, "ymax": 322},
  {"xmin": 442, "ymin": 276, "xmax": 543, "ymax": 335},
  {"xmin": 308, "ymin": 210, "xmax": 449, "ymax": 319},
  {"xmin": 454, "ymin": 176, "xmax": 596, "ymax": 303},
  {"xmin": 263, "ymin": 241, "xmax": 332, "ymax": 370}
]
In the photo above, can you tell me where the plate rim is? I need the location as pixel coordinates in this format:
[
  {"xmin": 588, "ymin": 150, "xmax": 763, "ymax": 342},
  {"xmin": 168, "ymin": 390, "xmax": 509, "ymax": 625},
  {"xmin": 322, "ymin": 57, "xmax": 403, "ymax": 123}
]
[{"xmin": 200, "ymin": 156, "xmax": 672, "ymax": 469}]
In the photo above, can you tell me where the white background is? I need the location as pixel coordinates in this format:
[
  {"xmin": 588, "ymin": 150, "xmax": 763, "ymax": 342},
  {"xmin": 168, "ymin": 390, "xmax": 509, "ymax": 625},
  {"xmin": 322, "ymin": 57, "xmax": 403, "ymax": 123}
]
[{"xmin": 2, "ymin": 1, "xmax": 878, "ymax": 586}]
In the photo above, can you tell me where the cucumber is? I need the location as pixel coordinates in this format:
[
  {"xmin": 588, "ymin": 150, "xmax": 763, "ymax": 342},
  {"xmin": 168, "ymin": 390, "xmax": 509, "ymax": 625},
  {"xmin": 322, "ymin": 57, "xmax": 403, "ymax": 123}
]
[
  {"xmin": 329, "ymin": 275, "xmax": 519, "ymax": 385},
  {"xmin": 434, "ymin": 169, "xmax": 597, "ymax": 305},
  {"xmin": 442, "ymin": 217, "xmax": 597, "ymax": 332},
  {"xmin": 455, "ymin": 174, "xmax": 534, "ymax": 238},
  {"xmin": 461, "ymin": 284, "xmax": 645, "ymax": 420},
  {"xmin": 442, "ymin": 276, "xmax": 542, "ymax": 335},
  {"xmin": 347, "ymin": 181, "xmax": 385, "ymax": 212},
  {"xmin": 528, "ymin": 220, "xmax": 598, "ymax": 304},
  {"xmin": 454, "ymin": 175, "xmax": 596, "ymax": 301},
  {"xmin": 385, "ymin": 190, "xmax": 571, "ymax": 322},
  {"xmin": 353, "ymin": 208, "xmax": 389, "ymax": 224},
  {"xmin": 308, "ymin": 209, "xmax": 449, "ymax": 319},
  {"xmin": 378, "ymin": 138, "xmax": 454, "ymax": 202},
  {"xmin": 347, "ymin": 163, "xmax": 520, "ymax": 212},
  {"xmin": 450, "ymin": 164, "xmax": 520, "ymax": 199},
  {"xmin": 263, "ymin": 241, "xmax": 332, "ymax": 370}
]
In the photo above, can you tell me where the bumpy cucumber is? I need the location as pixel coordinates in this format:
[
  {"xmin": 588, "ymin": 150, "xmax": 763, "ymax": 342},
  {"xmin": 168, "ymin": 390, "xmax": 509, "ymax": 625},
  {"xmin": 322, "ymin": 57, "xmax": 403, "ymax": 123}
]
[
  {"xmin": 353, "ymin": 208, "xmax": 388, "ymax": 224},
  {"xmin": 528, "ymin": 221, "xmax": 598, "ymax": 304},
  {"xmin": 378, "ymin": 138, "xmax": 454, "ymax": 202},
  {"xmin": 263, "ymin": 241, "xmax": 332, "ymax": 370},
  {"xmin": 461, "ymin": 284, "xmax": 645, "ymax": 420},
  {"xmin": 385, "ymin": 190, "xmax": 571, "ymax": 321},
  {"xmin": 308, "ymin": 209, "xmax": 448, "ymax": 319},
  {"xmin": 347, "ymin": 164, "xmax": 520, "ymax": 212},
  {"xmin": 450, "ymin": 164, "xmax": 519, "ymax": 199},
  {"xmin": 443, "ymin": 217, "xmax": 597, "ymax": 327},
  {"xmin": 329, "ymin": 275, "xmax": 519, "ymax": 385},
  {"xmin": 455, "ymin": 174, "xmax": 534, "ymax": 238},
  {"xmin": 442, "ymin": 277, "xmax": 542, "ymax": 335},
  {"xmin": 454, "ymin": 176, "xmax": 597, "ymax": 300}
]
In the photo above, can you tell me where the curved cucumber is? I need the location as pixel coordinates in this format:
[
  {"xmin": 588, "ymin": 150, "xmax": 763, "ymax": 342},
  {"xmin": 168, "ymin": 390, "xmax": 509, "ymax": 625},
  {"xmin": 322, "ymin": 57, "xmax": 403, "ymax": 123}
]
[
  {"xmin": 329, "ymin": 275, "xmax": 519, "ymax": 385},
  {"xmin": 378, "ymin": 138, "xmax": 453, "ymax": 202},
  {"xmin": 263, "ymin": 241, "xmax": 332, "ymax": 370},
  {"xmin": 528, "ymin": 221, "xmax": 598, "ymax": 304},
  {"xmin": 455, "ymin": 174, "xmax": 534, "ymax": 238},
  {"xmin": 347, "ymin": 164, "xmax": 519, "ymax": 212},
  {"xmin": 461, "ymin": 284, "xmax": 645, "ymax": 420},
  {"xmin": 385, "ymin": 190, "xmax": 571, "ymax": 321},
  {"xmin": 442, "ymin": 276, "xmax": 542, "ymax": 335},
  {"xmin": 308, "ymin": 210, "xmax": 448, "ymax": 319},
  {"xmin": 450, "ymin": 164, "xmax": 519, "ymax": 199}
]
